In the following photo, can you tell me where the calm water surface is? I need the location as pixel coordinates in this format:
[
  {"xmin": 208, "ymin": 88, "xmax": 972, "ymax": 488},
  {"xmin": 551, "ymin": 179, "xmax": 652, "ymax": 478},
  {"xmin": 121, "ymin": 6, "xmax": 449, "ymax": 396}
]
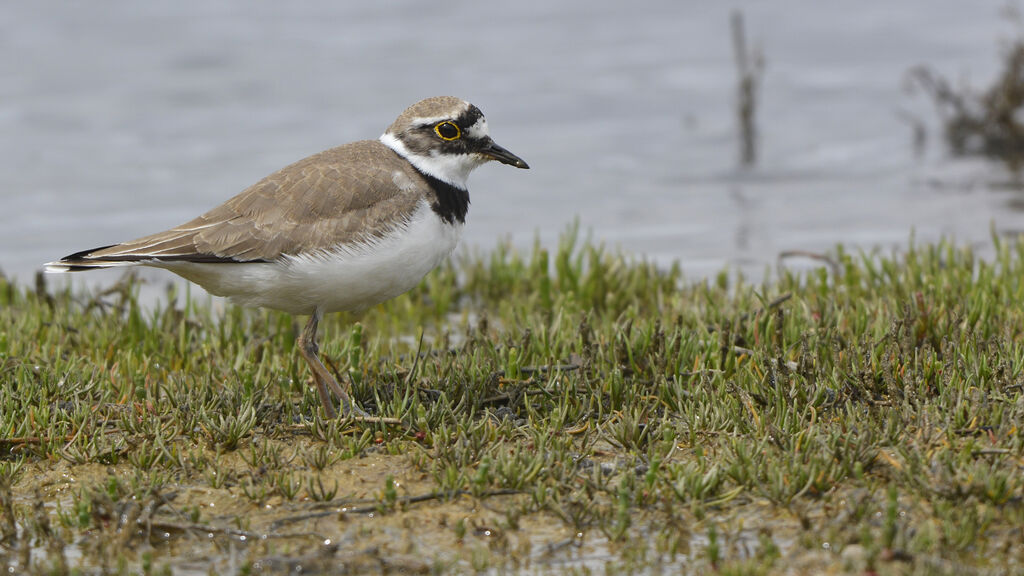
[{"xmin": 1, "ymin": 1, "xmax": 1021, "ymax": 290}]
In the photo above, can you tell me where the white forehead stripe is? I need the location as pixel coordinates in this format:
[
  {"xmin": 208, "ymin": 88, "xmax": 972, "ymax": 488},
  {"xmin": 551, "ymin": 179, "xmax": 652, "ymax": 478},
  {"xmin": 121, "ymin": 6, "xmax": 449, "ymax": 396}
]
[{"xmin": 409, "ymin": 116, "xmax": 456, "ymax": 127}]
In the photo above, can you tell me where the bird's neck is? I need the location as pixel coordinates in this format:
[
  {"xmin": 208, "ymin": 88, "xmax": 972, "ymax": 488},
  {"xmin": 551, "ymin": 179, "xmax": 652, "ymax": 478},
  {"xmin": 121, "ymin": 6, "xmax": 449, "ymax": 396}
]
[
  {"xmin": 379, "ymin": 132, "xmax": 478, "ymax": 189},
  {"xmin": 379, "ymin": 133, "xmax": 471, "ymax": 225},
  {"xmin": 412, "ymin": 166, "xmax": 470, "ymax": 225}
]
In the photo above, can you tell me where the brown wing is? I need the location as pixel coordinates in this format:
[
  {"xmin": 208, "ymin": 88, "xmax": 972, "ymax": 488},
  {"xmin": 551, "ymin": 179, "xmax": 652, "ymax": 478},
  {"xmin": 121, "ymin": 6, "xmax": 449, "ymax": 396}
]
[{"xmin": 79, "ymin": 140, "xmax": 425, "ymax": 264}]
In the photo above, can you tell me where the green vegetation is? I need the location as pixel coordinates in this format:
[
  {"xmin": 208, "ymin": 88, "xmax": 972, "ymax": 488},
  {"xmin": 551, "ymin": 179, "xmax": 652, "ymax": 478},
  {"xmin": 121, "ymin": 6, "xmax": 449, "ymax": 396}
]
[{"xmin": 1, "ymin": 227, "xmax": 1023, "ymax": 574}]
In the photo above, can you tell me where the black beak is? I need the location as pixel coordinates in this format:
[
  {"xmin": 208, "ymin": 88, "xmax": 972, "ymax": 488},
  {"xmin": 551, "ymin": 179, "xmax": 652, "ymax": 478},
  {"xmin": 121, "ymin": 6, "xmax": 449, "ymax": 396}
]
[{"xmin": 480, "ymin": 138, "xmax": 529, "ymax": 169}]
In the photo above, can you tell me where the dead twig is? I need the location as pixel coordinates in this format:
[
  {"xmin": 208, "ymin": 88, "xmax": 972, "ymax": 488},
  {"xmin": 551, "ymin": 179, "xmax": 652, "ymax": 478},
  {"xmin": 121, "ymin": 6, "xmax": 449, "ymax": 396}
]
[
  {"xmin": 0, "ymin": 434, "xmax": 76, "ymax": 448},
  {"xmin": 268, "ymin": 488, "xmax": 522, "ymax": 530},
  {"xmin": 778, "ymin": 250, "xmax": 841, "ymax": 278},
  {"xmin": 731, "ymin": 10, "xmax": 763, "ymax": 166},
  {"xmin": 493, "ymin": 362, "xmax": 581, "ymax": 377}
]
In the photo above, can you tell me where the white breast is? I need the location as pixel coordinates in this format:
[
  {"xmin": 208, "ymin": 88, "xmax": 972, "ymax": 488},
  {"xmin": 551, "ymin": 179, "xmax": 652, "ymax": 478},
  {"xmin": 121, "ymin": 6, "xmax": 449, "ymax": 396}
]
[{"xmin": 160, "ymin": 199, "xmax": 462, "ymax": 315}]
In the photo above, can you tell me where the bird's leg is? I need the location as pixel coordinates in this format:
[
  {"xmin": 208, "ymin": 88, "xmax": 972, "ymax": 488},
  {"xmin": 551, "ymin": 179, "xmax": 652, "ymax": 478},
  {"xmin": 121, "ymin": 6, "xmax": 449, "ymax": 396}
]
[
  {"xmin": 297, "ymin": 308, "xmax": 367, "ymax": 418},
  {"xmin": 297, "ymin": 309, "xmax": 337, "ymax": 418}
]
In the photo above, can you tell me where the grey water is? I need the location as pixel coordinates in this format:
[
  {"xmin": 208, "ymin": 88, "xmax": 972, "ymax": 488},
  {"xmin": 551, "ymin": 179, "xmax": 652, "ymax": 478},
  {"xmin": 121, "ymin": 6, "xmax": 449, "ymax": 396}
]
[{"xmin": 1, "ymin": 0, "xmax": 1021, "ymax": 291}]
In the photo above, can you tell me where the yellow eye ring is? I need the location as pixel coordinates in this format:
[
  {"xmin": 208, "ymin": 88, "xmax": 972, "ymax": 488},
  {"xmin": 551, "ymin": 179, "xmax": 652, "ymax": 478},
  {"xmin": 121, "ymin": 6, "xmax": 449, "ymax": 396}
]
[{"xmin": 434, "ymin": 121, "xmax": 461, "ymax": 141}]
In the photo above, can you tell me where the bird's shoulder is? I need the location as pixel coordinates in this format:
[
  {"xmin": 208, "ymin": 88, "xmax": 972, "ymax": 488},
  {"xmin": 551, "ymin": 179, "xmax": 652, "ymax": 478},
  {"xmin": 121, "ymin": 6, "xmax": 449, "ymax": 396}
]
[{"xmin": 224, "ymin": 139, "xmax": 428, "ymax": 217}]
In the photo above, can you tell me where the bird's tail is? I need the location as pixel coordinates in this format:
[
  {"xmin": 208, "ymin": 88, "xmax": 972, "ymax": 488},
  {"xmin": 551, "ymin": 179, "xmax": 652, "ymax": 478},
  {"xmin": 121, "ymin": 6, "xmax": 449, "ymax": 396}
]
[{"xmin": 44, "ymin": 245, "xmax": 138, "ymax": 273}]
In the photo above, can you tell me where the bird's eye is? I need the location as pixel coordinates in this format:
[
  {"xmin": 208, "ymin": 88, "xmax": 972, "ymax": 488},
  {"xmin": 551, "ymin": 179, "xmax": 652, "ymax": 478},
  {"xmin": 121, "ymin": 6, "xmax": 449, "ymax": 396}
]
[{"xmin": 434, "ymin": 121, "xmax": 461, "ymax": 141}]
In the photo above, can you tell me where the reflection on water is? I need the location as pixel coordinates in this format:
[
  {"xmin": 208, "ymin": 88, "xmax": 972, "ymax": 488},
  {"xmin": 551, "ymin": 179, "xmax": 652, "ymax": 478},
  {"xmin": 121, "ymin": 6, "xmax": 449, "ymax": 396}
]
[{"xmin": 2, "ymin": 1, "xmax": 1024, "ymax": 288}]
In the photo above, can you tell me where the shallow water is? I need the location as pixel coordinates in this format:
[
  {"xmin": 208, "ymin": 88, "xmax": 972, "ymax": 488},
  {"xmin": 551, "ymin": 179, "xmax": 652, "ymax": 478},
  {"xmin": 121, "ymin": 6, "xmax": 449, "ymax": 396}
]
[
  {"xmin": 1, "ymin": 1, "xmax": 1021, "ymax": 287},
  {"xmin": 9, "ymin": 451, "xmax": 792, "ymax": 575}
]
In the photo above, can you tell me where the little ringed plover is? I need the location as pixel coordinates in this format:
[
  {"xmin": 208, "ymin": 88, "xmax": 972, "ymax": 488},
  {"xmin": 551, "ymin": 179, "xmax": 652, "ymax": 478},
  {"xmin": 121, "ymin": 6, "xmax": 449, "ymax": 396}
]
[{"xmin": 46, "ymin": 96, "xmax": 529, "ymax": 418}]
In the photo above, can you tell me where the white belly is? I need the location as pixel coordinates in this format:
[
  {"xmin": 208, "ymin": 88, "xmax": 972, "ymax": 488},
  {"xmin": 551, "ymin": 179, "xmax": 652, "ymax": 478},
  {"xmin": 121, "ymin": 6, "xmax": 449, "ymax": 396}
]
[{"xmin": 159, "ymin": 200, "xmax": 462, "ymax": 315}]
